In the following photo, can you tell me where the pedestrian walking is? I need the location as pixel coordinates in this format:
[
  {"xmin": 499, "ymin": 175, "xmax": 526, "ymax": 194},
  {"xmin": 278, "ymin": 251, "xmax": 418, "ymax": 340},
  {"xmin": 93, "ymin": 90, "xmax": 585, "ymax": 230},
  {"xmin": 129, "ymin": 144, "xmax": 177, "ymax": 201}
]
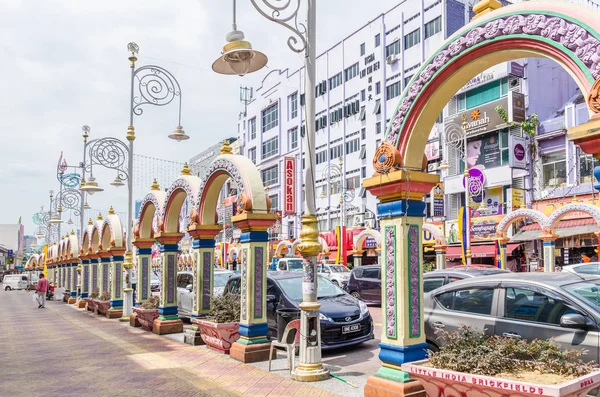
[{"xmin": 36, "ymin": 273, "xmax": 48, "ymax": 308}]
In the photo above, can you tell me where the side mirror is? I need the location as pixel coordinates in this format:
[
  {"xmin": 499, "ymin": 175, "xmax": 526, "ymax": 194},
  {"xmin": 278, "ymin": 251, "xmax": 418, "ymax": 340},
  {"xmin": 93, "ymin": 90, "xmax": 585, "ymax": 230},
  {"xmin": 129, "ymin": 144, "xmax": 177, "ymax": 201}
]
[
  {"xmin": 185, "ymin": 284, "xmax": 193, "ymax": 292},
  {"xmin": 560, "ymin": 313, "xmax": 587, "ymax": 329},
  {"xmin": 266, "ymin": 294, "xmax": 276, "ymax": 303}
]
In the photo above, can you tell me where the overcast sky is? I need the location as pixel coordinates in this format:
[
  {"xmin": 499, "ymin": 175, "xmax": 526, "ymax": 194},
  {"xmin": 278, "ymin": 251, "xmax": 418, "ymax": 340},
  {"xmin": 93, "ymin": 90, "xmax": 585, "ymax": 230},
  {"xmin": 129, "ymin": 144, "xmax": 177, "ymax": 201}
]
[{"xmin": 0, "ymin": 0, "xmax": 405, "ymax": 236}]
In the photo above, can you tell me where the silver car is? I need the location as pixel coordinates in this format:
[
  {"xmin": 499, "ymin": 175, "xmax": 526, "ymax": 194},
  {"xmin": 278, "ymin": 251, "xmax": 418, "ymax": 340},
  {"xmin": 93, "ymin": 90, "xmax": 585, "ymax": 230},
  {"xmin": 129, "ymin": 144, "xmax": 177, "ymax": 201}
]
[
  {"xmin": 424, "ymin": 273, "xmax": 600, "ymax": 363},
  {"xmin": 562, "ymin": 262, "xmax": 600, "ymax": 275},
  {"xmin": 317, "ymin": 264, "xmax": 351, "ymax": 288},
  {"xmin": 177, "ymin": 270, "xmax": 234, "ymax": 318}
]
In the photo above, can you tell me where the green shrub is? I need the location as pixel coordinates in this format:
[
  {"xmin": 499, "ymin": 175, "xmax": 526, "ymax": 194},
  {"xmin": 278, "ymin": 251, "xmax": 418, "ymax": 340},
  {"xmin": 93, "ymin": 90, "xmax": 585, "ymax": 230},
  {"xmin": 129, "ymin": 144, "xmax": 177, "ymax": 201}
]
[
  {"xmin": 90, "ymin": 288, "xmax": 99, "ymax": 299},
  {"xmin": 141, "ymin": 295, "xmax": 160, "ymax": 309},
  {"xmin": 207, "ymin": 294, "xmax": 241, "ymax": 323},
  {"xmin": 98, "ymin": 291, "xmax": 111, "ymax": 301},
  {"xmin": 429, "ymin": 326, "xmax": 594, "ymax": 378}
]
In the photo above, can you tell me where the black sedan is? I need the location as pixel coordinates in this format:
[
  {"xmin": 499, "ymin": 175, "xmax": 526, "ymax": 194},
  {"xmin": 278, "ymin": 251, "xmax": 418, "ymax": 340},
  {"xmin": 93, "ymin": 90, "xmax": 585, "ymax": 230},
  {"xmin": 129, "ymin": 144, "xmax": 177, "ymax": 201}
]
[{"xmin": 225, "ymin": 271, "xmax": 374, "ymax": 350}]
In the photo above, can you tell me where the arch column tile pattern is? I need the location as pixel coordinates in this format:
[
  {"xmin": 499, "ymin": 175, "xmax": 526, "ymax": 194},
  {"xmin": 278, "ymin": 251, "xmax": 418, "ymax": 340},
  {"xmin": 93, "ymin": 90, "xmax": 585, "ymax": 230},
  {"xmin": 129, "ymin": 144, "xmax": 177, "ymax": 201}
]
[
  {"xmin": 353, "ymin": 228, "xmax": 382, "ymax": 267},
  {"xmin": 95, "ymin": 214, "xmax": 112, "ymax": 298},
  {"xmin": 104, "ymin": 207, "xmax": 126, "ymax": 319},
  {"xmin": 77, "ymin": 219, "xmax": 96, "ymax": 308},
  {"xmin": 363, "ymin": 1, "xmax": 600, "ymax": 396}
]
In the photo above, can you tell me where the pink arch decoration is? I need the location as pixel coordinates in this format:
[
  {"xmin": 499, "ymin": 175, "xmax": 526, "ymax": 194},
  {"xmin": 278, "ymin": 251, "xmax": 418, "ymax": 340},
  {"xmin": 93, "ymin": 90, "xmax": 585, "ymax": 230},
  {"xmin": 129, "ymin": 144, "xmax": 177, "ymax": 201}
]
[
  {"xmin": 547, "ymin": 202, "xmax": 600, "ymax": 232},
  {"xmin": 422, "ymin": 224, "xmax": 446, "ymax": 246},
  {"xmin": 496, "ymin": 209, "xmax": 549, "ymax": 236}
]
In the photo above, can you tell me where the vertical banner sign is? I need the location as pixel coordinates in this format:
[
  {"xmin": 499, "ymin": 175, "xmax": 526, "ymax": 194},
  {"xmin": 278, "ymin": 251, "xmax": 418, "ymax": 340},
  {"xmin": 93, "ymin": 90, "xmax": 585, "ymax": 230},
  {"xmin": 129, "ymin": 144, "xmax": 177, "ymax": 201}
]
[
  {"xmin": 284, "ymin": 157, "xmax": 295, "ymax": 215},
  {"xmin": 432, "ymin": 183, "xmax": 444, "ymax": 217},
  {"xmin": 458, "ymin": 207, "xmax": 468, "ymax": 265},
  {"xmin": 335, "ymin": 226, "xmax": 347, "ymax": 265},
  {"xmin": 509, "ymin": 135, "xmax": 527, "ymax": 169},
  {"xmin": 508, "ymin": 91, "xmax": 526, "ymax": 123}
]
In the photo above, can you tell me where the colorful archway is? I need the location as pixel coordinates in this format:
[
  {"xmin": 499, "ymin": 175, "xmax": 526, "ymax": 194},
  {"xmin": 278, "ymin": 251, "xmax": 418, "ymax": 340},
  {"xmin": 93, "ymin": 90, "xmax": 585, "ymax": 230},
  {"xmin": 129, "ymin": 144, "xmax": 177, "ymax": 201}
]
[
  {"xmin": 422, "ymin": 223, "xmax": 448, "ymax": 270},
  {"xmin": 363, "ymin": 2, "xmax": 600, "ymax": 395},
  {"xmin": 274, "ymin": 240, "xmax": 293, "ymax": 257},
  {"xmin": 100, "ymin": 208, "xmax": 126, "ymax": 318},
  {"xmin": 353, "ymin": 229, "xmax": 382, "ymax": 255}
]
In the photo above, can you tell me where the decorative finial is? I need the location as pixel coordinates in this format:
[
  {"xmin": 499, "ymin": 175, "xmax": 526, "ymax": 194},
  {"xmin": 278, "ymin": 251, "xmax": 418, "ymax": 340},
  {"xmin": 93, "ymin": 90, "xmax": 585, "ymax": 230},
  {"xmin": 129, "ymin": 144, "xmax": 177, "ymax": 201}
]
[
  {"xmin": 520, "ymin": 204, "xmax": 526, "ymax": 209},
  {"xmin": 151, "ymin": 178, "xmax": 160, "ymax": 191},
  {"xmin": 108, "ymin": 206, "xmax": 115, "ymax": 215},
  {"xmin": 181, "ymin": 162, "xmax": 192, "ymax": 176},
  {"xmin": 88, "ymin": 218, "xmax": 93, "ymax": 225},
  {"xmin": 472, "ymin": 0, "xmax": 502, "ymax": 20},
  {"xmin": 220, "ymin": 140, "xmax": 233, "ymax": 155},
  {"xmin": 127, "ymin": 42, "xmax": 139, "ymax": 67},
  {"xmin": 71, "ymin": 230, "xmax": 75, "ymax": 235},
  {"xmin": 97, "ymin": 212, "xmax": 103, "ymax": 221},
  {"xmin": 572, "ymin": 195, "xmax": 580, "ymax": 203},
  {"xmin": 461, "ymin": 114, "xmax": 468, "ymax": 130},
  {"xmin": 57, "ymin": 205, "xmax": 63, "ymax": 214}
]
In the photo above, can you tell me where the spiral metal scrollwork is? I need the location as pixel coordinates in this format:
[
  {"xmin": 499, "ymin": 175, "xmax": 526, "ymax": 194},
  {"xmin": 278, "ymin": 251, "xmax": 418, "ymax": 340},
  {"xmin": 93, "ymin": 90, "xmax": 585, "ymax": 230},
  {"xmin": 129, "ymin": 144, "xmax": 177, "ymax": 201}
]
[
  {"xmin": 250, "ymin": 0, "xmax": 307, "ymax": 54},
  {"xmin": 444, "ymin": 121, "xmax": 466, "ymax": 153},
  {"xmin": 87, "ymin": 137, "xmax": 129, "ymax": 181},
  {"xmin": 132, "ymin": 66, "xmax": 182, "ymax": 117},
  {"xmin": 56, "ymin": 152, "xmax": 82, "ymax": 188},
  {"xmin": 51, "ymin": 188, "xmax": 82, "ymax": 217},
  {"xmin": 321, "ymin": 163, "xmax": 355, "ymax": 203}
]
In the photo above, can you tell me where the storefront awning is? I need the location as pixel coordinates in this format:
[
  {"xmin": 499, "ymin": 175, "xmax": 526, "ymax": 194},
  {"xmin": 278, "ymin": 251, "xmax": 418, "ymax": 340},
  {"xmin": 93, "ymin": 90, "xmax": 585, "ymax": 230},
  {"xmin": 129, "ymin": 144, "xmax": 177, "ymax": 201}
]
[
  {"xmin": 446, "ymin": 243, "xmax": 521, "ymax": 259},
  {"xmin": 511, "ymin": 218, "xmax": 599, "ymax": 241},
  {"xmin": 510, "ymin": 230, "xmax": 542, "ymax": 242}
]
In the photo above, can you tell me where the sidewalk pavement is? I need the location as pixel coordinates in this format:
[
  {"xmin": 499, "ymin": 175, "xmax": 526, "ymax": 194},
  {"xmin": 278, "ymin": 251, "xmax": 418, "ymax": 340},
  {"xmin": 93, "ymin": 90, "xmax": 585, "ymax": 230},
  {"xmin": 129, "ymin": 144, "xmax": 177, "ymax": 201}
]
[{"xmin": 0, "ymin": 288, "xmax": 343, "ymax": 397}]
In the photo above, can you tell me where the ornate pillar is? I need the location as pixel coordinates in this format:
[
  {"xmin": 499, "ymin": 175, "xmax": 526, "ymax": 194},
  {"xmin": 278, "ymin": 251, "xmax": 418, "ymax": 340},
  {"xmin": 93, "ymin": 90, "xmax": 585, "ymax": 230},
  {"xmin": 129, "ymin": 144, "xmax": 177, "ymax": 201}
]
[
  {"xmin": 154, "ymin": 233, "xmax": 184, "ymax": 335},
  {"xmin": 78, "ymin": 257, "xmax": 90, "ymax": 308},
  {"xmin": 363, "ymin": 165, "xmax": 438, "ymax": 397},
  {"xmin": 495, "ymin": 237, "xmax": 509, "ymax": 270},
  {"xmin": 540, "ymin": 233, "xmax": 558, "ymax": 272},
  {"xmin": 132, "ymin": 238, "xmax": 155, "ymax": 306},
  {"xmin": 68, "ymin": 261, "xmax": 78, "ymax": 304},
  {"xmin": 98, "ymin": 252, "xmax": 111, "ymax": 295},
  {"xmin": 89, "ymin": 253, "xmax": 99, "ymax": 296},
  {"xmin": 108, "ymin": 248, "xmax": 126, "ymax": 318},
  {"xmin": 230, "ymin": 212, "xmax": 278, "ymax": 364},
  {"xmin": 434, "ymin": 244, "xmax": 447, "ymax": 270}
]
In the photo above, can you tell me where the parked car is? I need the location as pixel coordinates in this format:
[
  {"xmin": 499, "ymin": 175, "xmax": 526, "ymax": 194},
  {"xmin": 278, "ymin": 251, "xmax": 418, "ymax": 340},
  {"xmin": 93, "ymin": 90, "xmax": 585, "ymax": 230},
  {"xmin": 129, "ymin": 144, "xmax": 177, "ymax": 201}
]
[
  {"xmin": 3, "ymin": 274, "xmax": 29, "ymax": 291},
  {"xmin": 423, "ymin": 265, "xmax": 509, "ymax": 293},
  {"xmin": 424, "ymin": 272, "xmax": 600, "ymax": 362},
  {"xmin": 26, "ymin": 274, "xmax": 39, "ymax": 291},
  {"xmin": 347, "ymin": 265, "xmax": 381, "ymax": 304},
  {"xmin": 317, "ymin": 263, "xmax": 351, "ymax": 289},
  {"xmin": 276, "ymin": 257, "xmax": 305, "ymax": 272},
  {"xmin": 562, "ymin": 262, "xmax": 600, "ymax": 275},
  {"xmin": 150, "ymin": 272, "xmax": 161, "ymax": 291},
  {"xmin": 176, "ymin": 270, "xmax": 234, "ymax": 318},
  {"xmin": 225, "ymin": 271, "xmax": 374, "ymax": 350}
]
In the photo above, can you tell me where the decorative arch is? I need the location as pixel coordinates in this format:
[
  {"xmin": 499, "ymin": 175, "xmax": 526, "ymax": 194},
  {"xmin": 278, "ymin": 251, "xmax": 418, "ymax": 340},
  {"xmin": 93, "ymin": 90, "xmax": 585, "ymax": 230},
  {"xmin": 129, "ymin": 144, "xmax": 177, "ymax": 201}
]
[
  {"xmin": 136, "ymin": 189, "xmax": 166, "ymax": 239},
  {"xmin": 80, "ymin": 222, "xmax": 95, "ymax": 256},
  {"xmin": 422, "ymin": 224, "xmax": 447, "ymax": 246},
  {"xmin": 275, "ymin": 240, "xmax": 293, "ymax": 257},
  {"xmin": 547, "ymin": 202, "xmax": 600, "ymax": 232},
  {"xmin": 354, "ymin": 229, "xmax": 383, "ymax": 254},
  {"xmin": 496, "ymin": 208, "xmax": 549, "ymax": 236},
  {"xmin": 375, "ymin": 1, "xmax": 600, "ymax": 171},
  {"xmin": 291, "ymin": 237, "xmax": 330, "ymax": 256},
  {"xmin": 66, "ymin": 234, "xmax": 79, "ymax": 260},
  {"xmin": 25, "ymin": 254, "xmax": 39, "ymax": 270},
  {"xmin": 228, "ymin": 246, "xmax": 239, "ymax": 262},
  {"xmin": 193, "ymin": 155, "xmax": 268, "ymax": 226},
  {"xmin": 102, "ymin": 213, "xmax": 125, "ymax": 249},
  {"xmin": 162, "ymin": 175, "xmax": 201, "ymax": 234}
]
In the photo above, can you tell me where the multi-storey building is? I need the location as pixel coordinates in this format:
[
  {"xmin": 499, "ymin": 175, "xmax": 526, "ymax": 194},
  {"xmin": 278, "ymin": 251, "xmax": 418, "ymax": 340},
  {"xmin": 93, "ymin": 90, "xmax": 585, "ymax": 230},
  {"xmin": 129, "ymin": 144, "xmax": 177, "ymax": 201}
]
[{"xmin": 237, "ymin": 0, "xmax": 473, "ymax": 242}]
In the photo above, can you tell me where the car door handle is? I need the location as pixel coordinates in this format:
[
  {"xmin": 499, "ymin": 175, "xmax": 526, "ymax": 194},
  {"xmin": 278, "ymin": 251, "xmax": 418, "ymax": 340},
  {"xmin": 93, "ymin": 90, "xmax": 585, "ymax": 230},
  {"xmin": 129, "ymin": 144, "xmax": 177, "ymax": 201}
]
[
  {"xmin": 431, "ymin": 322, "xmax": 445, "ymax": 329},
  {"xmin": 502, "ymin": 332, "xmax": 521, "ymax": 339}
]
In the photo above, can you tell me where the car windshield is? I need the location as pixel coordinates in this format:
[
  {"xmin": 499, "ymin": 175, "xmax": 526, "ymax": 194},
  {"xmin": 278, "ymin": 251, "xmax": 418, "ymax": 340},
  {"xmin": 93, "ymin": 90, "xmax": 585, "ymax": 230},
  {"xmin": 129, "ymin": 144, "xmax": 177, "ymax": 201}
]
[
  {"xmin": 214, "ymin": 272, "xmax": 232, "ymax": 287},
  {"xmin": 276, "ymin": 276, "xmax": 346, "ymax": 302},
  {"xmin": 329, "ymin": 265, "xmax": 349, "ymax": 273},
  {"xmin": 286, "ymin": 260, "xmax": 304, "ymax": 271},
  {"xmin": 563, "ymin": 280, "xmax": 600, "ymax": 307}
]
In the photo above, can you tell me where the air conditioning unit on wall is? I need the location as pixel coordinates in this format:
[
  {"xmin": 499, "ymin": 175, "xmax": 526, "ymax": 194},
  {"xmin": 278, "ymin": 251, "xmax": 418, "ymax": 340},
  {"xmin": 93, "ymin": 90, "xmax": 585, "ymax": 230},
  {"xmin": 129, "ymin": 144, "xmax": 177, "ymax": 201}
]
[
  {"xmin": 354, "ymin": 214, "xmax": 365, "ymax": 226},
  {"xmin": 365, "ymin": 219, "xmax": 375, "ymax": 228},
  {"xmin": 386, "ymin": 55, "xmax": 399, "ymax": 65}
]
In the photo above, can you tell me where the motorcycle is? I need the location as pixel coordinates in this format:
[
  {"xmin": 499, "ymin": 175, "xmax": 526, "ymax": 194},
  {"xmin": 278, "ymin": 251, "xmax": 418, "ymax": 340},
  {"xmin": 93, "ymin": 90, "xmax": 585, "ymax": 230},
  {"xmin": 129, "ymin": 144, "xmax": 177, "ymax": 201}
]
[{"xmin": 46, "ymin": 286, "xmax": 55, "ymax": 301}]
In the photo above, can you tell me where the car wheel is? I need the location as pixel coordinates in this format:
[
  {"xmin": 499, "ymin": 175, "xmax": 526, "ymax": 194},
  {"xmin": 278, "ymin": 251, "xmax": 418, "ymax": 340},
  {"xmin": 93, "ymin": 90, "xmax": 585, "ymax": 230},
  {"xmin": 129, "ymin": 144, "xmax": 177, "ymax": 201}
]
[
  {"xmin": 350, "ymin": 291, "xmax": 361, "ymax": 300},
  {"xmin": 5, "ymin": 286, "xmax": 11, "ymax": 291}
]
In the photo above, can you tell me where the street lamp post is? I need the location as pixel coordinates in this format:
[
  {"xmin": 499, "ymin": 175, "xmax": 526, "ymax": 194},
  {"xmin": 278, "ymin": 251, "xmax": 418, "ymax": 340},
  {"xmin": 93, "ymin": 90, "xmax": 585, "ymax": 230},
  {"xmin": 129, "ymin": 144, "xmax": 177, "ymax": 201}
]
[{"xmin": 213, "ymin": 0, "xmax": 328, "ymax": 381}]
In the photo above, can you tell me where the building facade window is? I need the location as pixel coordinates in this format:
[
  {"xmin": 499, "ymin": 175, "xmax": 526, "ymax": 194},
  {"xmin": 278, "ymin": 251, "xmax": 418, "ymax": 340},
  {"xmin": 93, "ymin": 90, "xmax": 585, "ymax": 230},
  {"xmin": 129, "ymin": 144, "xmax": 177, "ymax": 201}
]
[
  {"xmin": 360, "ymin": 43, "xmax": 365, "ymax": 56},
  {"xmin": 288, "ymin": 127, "xmax": 298, "ymax": 150},
  {"xmin": 375, "ymin": 34, "xmax": 380, "ymax": 47},
  {"xmin": 249, "ymin": 118, "xmax": 256, "ymax": 140},
  {"xmin": 346, "ymin": 175, "xmax": 360, "ymax": 189},
  {"xmin": 361, "ymin": 89, "xmax": 366, "ymax": 101},
  {"xmin": 542, "ymin": 152, "xmax": 567, "ymax": 188},
  {"xmin": 330, "ymin": 144, "xmax": 343, "ymax": 160},
  {"xmin": 361, "ymin": 166, "xmax": 366, "ymax": 178},
  {"xmin": 386, "ymin": 81, "xmax": 402, "ymax": 99},
  {"xmin": 345, "ymin": 138, "xmax": 360, "ymax": 154},
  {"xmin": 376, "ymin": 122, "xmax": 381, "ymax": 135},
  {"xmin": 404, "ymin": 28, "xmax": 421, "ymax": 49},
  {"xmin": 424, "ymin": 16, "xmax": 442, "ymax": 39},
  {"xmin": 262, "ymin": 136, "xmax": 279, "ymax": 159},
  {"xmin": 361, "ymin": 128, "xmax": 366, "ymax": 140},
  {"xmin": 329, "ymin": 72, "xmax": 343, "ymax": 90},
  {"xmin": 269, "ymin": 194, "xmax": 279, "ymax": 210},
  {"xmin": 344, "ymin": 63, "xmax": 359, "ymax": 82},
  {"xmin": 316, "ymin": 150, "xmax": 328, "ymax": 164},
  {"xmin": 580, "ymin": 154, "xmax": 599, "ymax": 183},
  {"xmin": 288, "ymin": 92, "xmax": 298, "ymax": 119},
  {"xmin": 385, "ymin": 40, "xmax": 401, "ymax": 57},
  {"xmin": 458, "ymin": 78, "xmax": 509, "ymax": 111},
  {"xmin": 248, "ymin": 147, "xmax": 256, "ymax": 164},
  {"xmin": 261, "ymin": 165, "xmax": 279, "ymax": 186},
  {"xmin": 375, "ymin": 82, "xmax": 381, "ymax": 95},
  {"xmin": 262, "ymin": 104, "xmax": 279, "ymax": 133}
]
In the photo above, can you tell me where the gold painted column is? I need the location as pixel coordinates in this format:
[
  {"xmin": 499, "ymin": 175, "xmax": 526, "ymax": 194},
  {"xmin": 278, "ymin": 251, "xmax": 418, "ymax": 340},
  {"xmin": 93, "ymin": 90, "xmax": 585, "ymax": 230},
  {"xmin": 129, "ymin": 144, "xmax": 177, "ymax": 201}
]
[
  {"xmin": 108, "ymin": 247, "xmax": 126, "ymax": 318},
  {"xmin": 98, "ymin": 251, "xmax": 111, "ymax": 295},
  {"xmin": 188, "ymin": 226, "xmax": 221, "ymax": 318},
  {"xmin": 153, "ymin": 233, "xmax": 184, "ymax": 335},
  {"xmin": 132, "ymin": 238, "xmax": 155, "ymax": 306},
  {"xmin": 495, "ymin": 237, "xmax": 510, "ymax": 270},
  {"xmin": 540, "ymin": 234, "xmax": 558, "ymax": 272},
  {"xmin": 434, "ymin": 244, "xmax": 447, "ymax": 270},
  {"xmin": 230, "ymin": 212, "xmax": 278, "ymax": 364},
  {"xmin": 88, "ymin": 252, "xmax": 99, "ymax": 296}
]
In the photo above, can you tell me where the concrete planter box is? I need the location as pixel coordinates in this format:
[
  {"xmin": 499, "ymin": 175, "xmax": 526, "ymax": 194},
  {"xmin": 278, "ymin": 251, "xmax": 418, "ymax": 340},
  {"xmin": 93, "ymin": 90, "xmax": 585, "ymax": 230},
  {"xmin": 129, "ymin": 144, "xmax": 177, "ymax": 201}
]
[
  {"xmin": 193, "ymin": 319, "xmax": 239, "ymax": 354},
  {"xmin": 95, "ymin": 300, "xmax": 110, "ymax": 316},
  {"xmin": 85, "ymin": 298, "xmax": 97, "ymax": 312},
  {"xmin": 133, "ymin": 307, "xmax": 159, "ymax": 332},
  {"xmin": 402, "ymin": 360, "xmax": 600, "ymax": 397}
]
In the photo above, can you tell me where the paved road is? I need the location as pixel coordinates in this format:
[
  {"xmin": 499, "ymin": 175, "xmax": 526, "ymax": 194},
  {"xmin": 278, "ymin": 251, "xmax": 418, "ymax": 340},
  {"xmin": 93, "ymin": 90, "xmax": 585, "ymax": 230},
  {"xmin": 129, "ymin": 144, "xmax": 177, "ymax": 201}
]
[{"xmin": 0, "ymin": 288, "xmax": 340, "ymax": 397}]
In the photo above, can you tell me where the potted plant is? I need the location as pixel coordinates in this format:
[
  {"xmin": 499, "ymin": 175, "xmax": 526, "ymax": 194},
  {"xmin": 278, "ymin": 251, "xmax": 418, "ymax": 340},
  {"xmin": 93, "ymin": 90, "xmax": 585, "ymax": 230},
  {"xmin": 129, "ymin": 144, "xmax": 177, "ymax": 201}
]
[
  {"xmin": 86, "ymin": 289, "xmax": 99, "ymax": 312},
  {"xmin": 95, "ymin": 291, "xmax": 111, "ymax": 316},
  {"xmin": 402, "ymin": 326, "xmax": 600, "ymax": 397},
  {"xmin": 133, "ymin": 296, "xmax": 160, "ymax": 332},
  {"xmin": 192, "ymin": 294, "xmax": 241, "ymax": 354}
]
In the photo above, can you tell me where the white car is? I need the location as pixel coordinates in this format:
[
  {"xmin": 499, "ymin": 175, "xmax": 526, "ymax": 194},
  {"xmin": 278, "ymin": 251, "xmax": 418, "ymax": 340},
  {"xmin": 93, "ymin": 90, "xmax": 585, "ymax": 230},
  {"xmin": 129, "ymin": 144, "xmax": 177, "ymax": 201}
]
[
  {"xmin": 176, "ymin": 270, "xmax": 234, "ymax": 318},
  {"xmin": 317, "ymin": 263, "xmax": 351, "ymax": 288},
  {"xmin": 562, "ymin": 262, "xmax": 600, "ymax": 275}
]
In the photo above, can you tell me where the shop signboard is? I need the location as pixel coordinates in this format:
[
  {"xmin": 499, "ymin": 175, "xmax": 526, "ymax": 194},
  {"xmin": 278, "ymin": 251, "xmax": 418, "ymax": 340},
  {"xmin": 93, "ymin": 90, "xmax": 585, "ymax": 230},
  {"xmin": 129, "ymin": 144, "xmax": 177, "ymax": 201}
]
[
  {"xmin": 444, "ymin": 97, "xmax": 508, "ymax": 138},
  {"xmin": 506, "ymin": 188, "xmax": 525, "ymax": 212},
  {"xmin": 423, "ymin": 222, "xmax": 445, "ymax": 246},
  {"xmin": 533, "ymin": 194, "xmax": 600, "ymax": 220},
  {"xmin": 509, "ymin": 62, "xmax": 525, "ymax": 78},
  {"xmin": 432, "ymin": 183, "xmax": 444, "ymax": 217},
  {"xmin": 509, "ymin": 135, "xmax": 527, "ymax": 169},
  {"xmin": 469, "ymin": 187, "xmax": 503, "ymax": 217},
  {"xmin": 283, "ymin": 157, "xmax": 295, "ymax": 215},
  {"xmin": 445, "ymin": 220, "xmax": 460, "ymax": 244},
  {"xmin": 458, "ymin": 64, "xmax": 508, "ymax": 93},
  {"xmin": 471, "ymin": 215, "xmax": 506, "ymax": 242},
  {"xmin": 508, "ymin": 91, "xmax": 526, "ymax": 123},
  {"xmin": 425, "ymin": 140, "xmax": 440, "ymax": 161}
]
